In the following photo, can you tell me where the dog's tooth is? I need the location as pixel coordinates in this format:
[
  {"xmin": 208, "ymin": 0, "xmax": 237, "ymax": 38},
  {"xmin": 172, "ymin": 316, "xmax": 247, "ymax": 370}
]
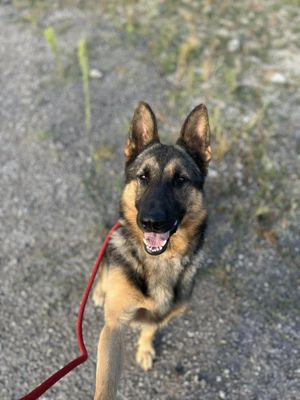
[{"xmin": 145, "ymin": 243, "xmax": 168, "ymax": 254}]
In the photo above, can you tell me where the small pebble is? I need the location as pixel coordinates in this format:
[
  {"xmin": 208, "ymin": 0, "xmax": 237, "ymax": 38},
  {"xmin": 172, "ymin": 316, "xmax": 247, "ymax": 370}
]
[
  {"xmin": 89, "ymin": 68, "xmax": 103, "ymax": 79},
  {"xmin": 227, "ymin": 38, "xmax": 240, "ymax": 52},
  {"xmin": 225, "ymin": 264, "xmax": 232, "ymax": 273},
  {"xmin": 223, "ymin": 368, "xmax": 230, "ymax": 377},
  {"xmin": 199, "ymin": 379, "xmax": 207, "ymax": 389},
  {"xmin": 268, "ymin": 72, "xmax": 287, "ymax": 84},
  {"xmin": 219, "ymin": 390, "xmax": 226, "ymax": 399},
  {"xmin": 208, "ymin": 168, "xmax": 218, "ymax": 178}
]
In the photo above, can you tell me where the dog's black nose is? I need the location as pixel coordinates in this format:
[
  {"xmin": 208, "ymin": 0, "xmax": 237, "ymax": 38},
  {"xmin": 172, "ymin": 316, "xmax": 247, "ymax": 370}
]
[{"xmin": 139, "ymin": 211, "xmax": 168, "ymax": 232}]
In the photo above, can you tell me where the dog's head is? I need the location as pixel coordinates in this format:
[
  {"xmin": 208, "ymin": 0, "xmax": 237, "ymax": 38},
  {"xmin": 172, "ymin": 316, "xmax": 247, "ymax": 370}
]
[{"xmin": 121, "ymin": 102, "xmax": 211, "ymax": 257}]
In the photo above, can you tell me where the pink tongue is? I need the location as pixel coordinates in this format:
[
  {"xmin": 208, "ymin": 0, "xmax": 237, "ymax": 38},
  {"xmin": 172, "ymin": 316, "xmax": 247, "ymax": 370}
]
[{"xmin": 144, "ymin": 231, "xmax": 170, "ymax": 248}]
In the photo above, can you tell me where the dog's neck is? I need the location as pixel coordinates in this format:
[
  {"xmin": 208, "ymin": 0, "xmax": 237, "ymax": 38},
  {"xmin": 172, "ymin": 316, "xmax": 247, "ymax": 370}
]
[{"xmin": 109, "ymin": 225, "xmax": 198, "ymax": 317}]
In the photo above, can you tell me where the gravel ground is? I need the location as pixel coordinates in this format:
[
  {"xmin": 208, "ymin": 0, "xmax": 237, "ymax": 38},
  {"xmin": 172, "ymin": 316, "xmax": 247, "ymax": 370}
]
[{"xmin": 0, "ymin": 2, "xmax": 299, "ymax": 400}]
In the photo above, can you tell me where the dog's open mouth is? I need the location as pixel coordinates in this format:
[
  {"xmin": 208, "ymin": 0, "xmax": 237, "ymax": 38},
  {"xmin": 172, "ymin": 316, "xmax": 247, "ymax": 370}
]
[
  {"xmin": 143, "ymin": 231, "xmax": 170, "ymax": 255},
  {"xmin": 142, "ymin": 221, "xmax": 178, "ymax": 256}
]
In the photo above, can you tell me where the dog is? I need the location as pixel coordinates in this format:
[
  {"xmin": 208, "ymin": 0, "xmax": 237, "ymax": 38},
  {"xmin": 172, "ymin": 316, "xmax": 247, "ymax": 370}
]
[{"xmin": 93, "ymin": 102, "xmax": 211, "ymax": 400}]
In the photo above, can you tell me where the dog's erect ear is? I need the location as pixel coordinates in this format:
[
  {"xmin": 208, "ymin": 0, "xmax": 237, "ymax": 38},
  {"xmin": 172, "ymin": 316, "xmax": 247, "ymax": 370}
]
[
  {"xmin": 124, "ymin": 102, "xmax": 160, "ymax": 161},
  {"xmin": 177, "ymin": 104, "xmax": 211, "ymax": 172}
]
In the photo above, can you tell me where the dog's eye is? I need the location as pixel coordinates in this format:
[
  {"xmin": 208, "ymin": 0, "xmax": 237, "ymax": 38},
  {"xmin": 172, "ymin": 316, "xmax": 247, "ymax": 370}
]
[
  {"xmin": 174, "ymin": 175, "xmax": 188, "ymax": 186},
  {"xmin": 137, "ymin": 173, "xmax": 149, "ymax": 183}
]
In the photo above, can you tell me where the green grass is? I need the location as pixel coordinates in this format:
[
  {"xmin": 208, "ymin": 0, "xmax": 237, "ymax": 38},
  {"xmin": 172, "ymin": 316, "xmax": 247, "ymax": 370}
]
[
  {"xmin": 44, "ymin": 27, "xmax": 64, "ymax": 76},
  {"xmin": 38, "ymin": 130, "xmax": 58, "ymax": 141},
  {"xmin": 77, "ymin": 38, "xmax": 91, "ymax": 132},
  {"xmin": 43, "ymin": 28, "xmax": 92, "ymax": 132}
]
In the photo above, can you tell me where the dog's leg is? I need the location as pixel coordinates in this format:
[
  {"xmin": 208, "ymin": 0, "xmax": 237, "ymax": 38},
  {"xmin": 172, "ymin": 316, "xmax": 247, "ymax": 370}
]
[
  {"xmin": 94, "ymin": 268, "xmax": 155, "ymax": 399},
  {"xmin": 135, "ymin": 304, "xmax": 187, "ymax": 371},
  {"xmin": 94, "ymin": 323, "xmax": 124, "ymax": 400},
  {"xmin": 160, "ymin": 303, "xmax": 187, "ymax": 327},
  {"xmin": 93, "ymin": 262, "xmax": 109, "ymax": 307},
  {"xmin": 136, "ymin": 324, "xmax": 158, "ymax": 370}
]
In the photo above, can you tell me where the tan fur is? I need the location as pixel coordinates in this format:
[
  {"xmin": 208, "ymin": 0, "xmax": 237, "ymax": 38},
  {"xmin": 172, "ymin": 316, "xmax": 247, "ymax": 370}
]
[
  {"xmin": 92, "ymin": 261, "xmax": 109, "ymax": 307},
  {"xmin": 94, "ymin": 268, "xmax": 155, "ymax": 400},
  {"xmin": 124, "ymin": 138, "xmax": 135, "ymax": 159},
  {"xmin": 166, "ymin": 190, "xmax": 206, "ymax": 258},
  {"xmin": 136, "ymin": 324, "xmax": 157, "ymax": 370},
  {"xmin": 136, "ymin": 155, "xmax": 159, "ymax": 177},
  {"xmin": 164, "ymin": 158, "xmax": 189, "ymax": 177},
  {"xmin": 134, "ymin": 303, "xmax": 187, "ymax": 371},
  {"xmin": 104, "ymin": 269, "xmax": 155, "ymax": 323},
  {"xmin": 196, "ymin": 111, "xmax": 212, "ymax": 164},
  {"xmin": 179, "ymin": 103, "xmax": 211, "ymax": 168},
  {"xmin": 94, "ymin": 267, "xmax": 186, "ymax": 399},
  {"xmin": 95, "ymin": 324, "xmax": 123, "ymax": 400},
  {"xmin": 124, "ymin": 102, "xmax": 159, "ymax": 159},
  {"xmin": 120, "ymin": 181, "xmax": 144, "ymax": 245},
  {"xmin": 160, "ymin": 303, "xmax": 187, "ymax": 326}
]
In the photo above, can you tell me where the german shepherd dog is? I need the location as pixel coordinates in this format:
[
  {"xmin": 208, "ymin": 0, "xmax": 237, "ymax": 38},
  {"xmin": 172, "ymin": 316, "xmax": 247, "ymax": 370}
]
[{"xmin": 93, "ymin": 102, "xmax": 211, "ymax": 399}]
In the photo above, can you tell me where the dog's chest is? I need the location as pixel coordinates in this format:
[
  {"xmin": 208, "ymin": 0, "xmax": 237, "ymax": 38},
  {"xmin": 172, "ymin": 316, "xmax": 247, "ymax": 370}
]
[{"xmin": 145, "ymin": 257, "xmax": 183, "ymax": 316}]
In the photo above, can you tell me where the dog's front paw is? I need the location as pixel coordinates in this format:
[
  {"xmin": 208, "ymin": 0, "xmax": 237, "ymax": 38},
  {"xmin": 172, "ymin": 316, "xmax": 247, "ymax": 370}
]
[{"xmin": 136, "ymin": 344, "xmax": 156, "ymax": 371}]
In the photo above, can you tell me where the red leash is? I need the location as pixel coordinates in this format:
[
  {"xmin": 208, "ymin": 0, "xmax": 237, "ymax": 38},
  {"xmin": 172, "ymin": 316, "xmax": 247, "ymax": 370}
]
[{"xmin": 19, "ymin": 222, "xmax": 121, "ymax": 400}]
